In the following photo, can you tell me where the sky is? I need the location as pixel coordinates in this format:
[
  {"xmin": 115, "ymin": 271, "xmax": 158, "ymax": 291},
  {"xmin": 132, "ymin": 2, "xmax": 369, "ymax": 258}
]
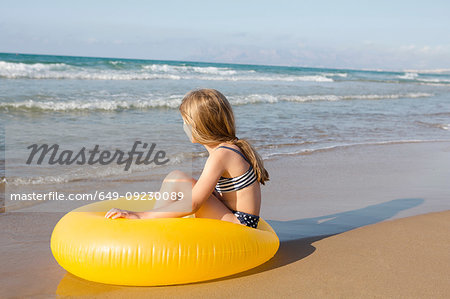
[{"xmin": 1, "ymin": 0, "xmax": 449, "ymax": 70}]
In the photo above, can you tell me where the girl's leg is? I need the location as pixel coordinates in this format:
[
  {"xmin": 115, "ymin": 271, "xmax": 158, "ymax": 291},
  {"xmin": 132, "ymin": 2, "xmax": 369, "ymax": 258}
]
[
  {"xmin": 153, "ymin": 170, "xmax": 241, "ymax": 225},
  {"xmin": 152, "ymin": 170, "xmax": 195, "ymax": 210},
  {"xmin": 195, "ymin": 193, "xmax": 241, "ymax": 225}
]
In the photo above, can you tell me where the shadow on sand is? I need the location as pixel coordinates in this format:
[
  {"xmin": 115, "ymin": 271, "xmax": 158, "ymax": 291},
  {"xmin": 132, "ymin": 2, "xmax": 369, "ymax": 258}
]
[{"xmin": 55, "ymin": 198, "xmax": 423, "ymax": 296}]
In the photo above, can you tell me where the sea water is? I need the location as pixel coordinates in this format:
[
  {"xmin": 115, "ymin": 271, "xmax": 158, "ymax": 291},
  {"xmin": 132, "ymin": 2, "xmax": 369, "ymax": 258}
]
[{"xmin": 1, "ymin": 53, "xmax": 449, "ymax": 207}]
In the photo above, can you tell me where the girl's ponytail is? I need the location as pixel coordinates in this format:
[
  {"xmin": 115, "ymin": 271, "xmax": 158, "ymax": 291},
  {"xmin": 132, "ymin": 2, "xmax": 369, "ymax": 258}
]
[{"xmin": 234, "ymin": 138, "xmax": 269, "ymax": 185}]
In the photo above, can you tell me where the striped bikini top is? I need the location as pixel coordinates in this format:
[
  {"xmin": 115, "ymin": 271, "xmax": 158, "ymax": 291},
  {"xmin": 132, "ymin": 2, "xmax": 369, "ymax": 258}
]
[{"xmin": 214, "ymin": 146, "xmax": 257, "ymax": 193}]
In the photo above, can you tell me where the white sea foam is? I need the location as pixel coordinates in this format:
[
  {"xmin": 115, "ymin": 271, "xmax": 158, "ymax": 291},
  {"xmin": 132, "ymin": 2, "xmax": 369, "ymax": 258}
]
[
  {"xmin": 0, "ymin": 61, "xmax": 68, "ymax": 78},
  {"xmin": 438, "ymin": 124, "xmax": 449, "ymax": 130},
  {"xmin": 231, "ymin": 92, "xmax": 433, "ymax": 104},
  {"xmin": 416, "ymin": 121, "xmax": 450, "ymax": 131},
  {"xmin": 417, "ymin": 77, "xmax": 450, "ymax": 83},
  {"xmin": 397, "ymin": 72, "xmax": 419, "ymax": 80},
  {"xmin": 0, "ymin": 61, "xmax": 183, "ymax": 80},
  {"xmin": 265, "ymin": 139, "xmax": 450, "ymax": 159},
  {"xmin": 396, "ymin": 71, "xmax": 450, "ymax": 84},
  {"xmin": 190, "ymin": 74, "xmax": 334, "ymax": 82},
  {"xmin": 109, "ymin": 61, "xmax": 124, "ymax": 65},
  {"xmin": 0, "ymin": 98, "xmax": 182, "ymax": 111},
  {"xmin": 142, "ymin": 64, "xmax": 240, "ymax": 75},
  {"xmin": 5, "ymin": 152, "xmax": 187, "ymax": 186},
  {"xmin": 1, "ymin": 92, "xmax": 434, "ymax": 112},
  {"xmin": 341, "ymin": 93, "xmax": 433, "ymax": 100},
  {"xmin": 403, "ymin": 68, "xmax": 450, "ymax": 74},
  {"xmin": 0, "ymin": 61, "xmax": 333, "ymax": 82},
  {"xmin": 322, "ymin": 72, "xmax": 348, "ymax": 78}
]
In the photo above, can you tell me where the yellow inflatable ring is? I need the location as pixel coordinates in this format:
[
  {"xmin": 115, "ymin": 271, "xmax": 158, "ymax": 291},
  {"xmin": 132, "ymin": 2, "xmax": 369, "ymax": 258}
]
[{"xmin": 51, "ymin": 198, "xmax": 280, "ymax": 286}]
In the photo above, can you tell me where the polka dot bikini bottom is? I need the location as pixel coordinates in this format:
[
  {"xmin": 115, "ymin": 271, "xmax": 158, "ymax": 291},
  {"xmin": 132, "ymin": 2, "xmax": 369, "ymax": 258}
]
[{"xmin": 230, "ymin": 209, "xmax": 260, "ymax": 229}]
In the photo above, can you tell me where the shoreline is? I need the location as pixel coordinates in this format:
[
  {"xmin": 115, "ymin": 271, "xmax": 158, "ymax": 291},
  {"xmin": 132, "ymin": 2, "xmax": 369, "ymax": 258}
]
[
  {"xmin": 3, "ymin": 139, "xmax": 450, "ymax": 214},
  {"xmin": 1, "ymin": 140, "xmax": 449, "ymax": 297},
  {"xmin": 264, "ymin": 138, "xmax": 450, "ymax": 160},
  {"xmin": 262, "ymin": 140, "xmax": 450, "ymax": 221}
]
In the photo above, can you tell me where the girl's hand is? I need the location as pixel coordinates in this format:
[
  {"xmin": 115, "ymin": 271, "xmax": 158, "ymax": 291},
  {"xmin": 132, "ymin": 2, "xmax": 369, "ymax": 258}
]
[{"xmin": 105, "ymin": 208, "xmax": 140, "ymax": 219}]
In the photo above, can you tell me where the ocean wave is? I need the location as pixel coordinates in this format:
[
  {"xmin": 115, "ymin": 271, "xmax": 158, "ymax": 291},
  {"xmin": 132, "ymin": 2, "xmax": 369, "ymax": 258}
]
[
  {"xmin": 397, "ymin": 72, "xmax": 419, "ymax": 80},
  {"xmin": 0, "ymin": 61, "xmax": 183, "ymax": 80},
  {"xmin": 396, "ymin": 71, "xmax": 450, "ymax": 84},
  {"xmin": 5, "ymin": 152, "xmax": 188, "ymax": 186},
  {"xmin": 0, "ymin": 98, "xmax": 182, "ymax": 111},
  {"xmin": 0, "ymin": 61, "xmax": 69, "ymax": 77},
  {"xmin": 0, "ymin": 61, "xmax": 333, "ymax": 82},
  {"xmin": 196, "ymin": 74, "xmax": 334, "ymax": 82},
  {"xmin": 0, "ymin": 92, "xmax": 434, "ymax": 112},
  {"xmin": 423, "ymin": 112, "xmax": 450, "ymax": 117},
  {"xmin": 230, "ymin": 92, "xmax": 433, "ymax": 104},
  {"xmin": 417, "ymin": 82, "xmax": 449, "ymax": 87},
  {"xmin": 142, "ymin": 64, "xmax": 241, "ymax": 75},
  {"xmin": 108, "ymin": 61, "xmax": 125, "ymax": 65},
  {"xmin": 417, "ymin": 77, "xmax": 450, "ymax": 83},
  {"xmin": 416, "ymin": 121, "xmax": 450, "ymax": 131},
  {"xmin": 403, "ymin": 68, "xmax": 450, "ymax": 74},
  {"xmin": 338, "ymin": 92, "xmax": 433, "ymax": 100},
  {"xmin": 265, "ymin": 139, "xmax": 450, "ymax": 159},
  {"xmin": 322, "ymin": 72, "xmax": 348, "ymax": 78}
]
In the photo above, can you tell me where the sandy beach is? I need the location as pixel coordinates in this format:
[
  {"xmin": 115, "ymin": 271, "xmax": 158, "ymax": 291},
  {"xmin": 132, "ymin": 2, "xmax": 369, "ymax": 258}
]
[
  {"xmin": 1, "ymin": 141, "xmax": 449, "ymax": 298},
  {"xmin": 3, "ymin": 1, "xmax": 450, "ymax": 298}
]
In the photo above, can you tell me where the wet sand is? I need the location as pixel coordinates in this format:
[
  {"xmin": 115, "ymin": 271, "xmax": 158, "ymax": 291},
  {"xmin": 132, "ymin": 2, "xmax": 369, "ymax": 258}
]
[{"xmin": 1, "ymin": 141, "xmax": 449, "ymax": 298}]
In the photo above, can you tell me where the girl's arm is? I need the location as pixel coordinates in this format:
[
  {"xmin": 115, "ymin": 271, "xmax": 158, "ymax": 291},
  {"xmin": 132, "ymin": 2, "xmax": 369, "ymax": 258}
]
[
  {"xmin": 105, "ymin": 150, "xmax": 226, "ymax": 219},
  {"xmin": 190, "ymin": 151, "xmax": 226, "ymax": 213}
]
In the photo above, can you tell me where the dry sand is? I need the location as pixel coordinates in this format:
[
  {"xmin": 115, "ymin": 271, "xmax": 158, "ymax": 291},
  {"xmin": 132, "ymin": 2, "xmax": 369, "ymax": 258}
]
[{"xmin": 1, "ymin": 141, "xmax": 449, "ymax": 298}]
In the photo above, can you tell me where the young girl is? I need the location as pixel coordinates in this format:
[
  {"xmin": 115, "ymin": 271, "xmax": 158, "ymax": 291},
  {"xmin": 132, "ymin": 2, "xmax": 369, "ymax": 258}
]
[{"xmin": 105, "ymin": 88, "xmax": 269, "ymax": 229}]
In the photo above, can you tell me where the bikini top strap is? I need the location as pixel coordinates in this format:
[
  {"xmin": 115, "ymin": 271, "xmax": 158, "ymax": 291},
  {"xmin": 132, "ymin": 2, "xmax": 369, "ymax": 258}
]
[{"xmin": 216, "ymin": 145, "xmax": 251, "ymax": 164}]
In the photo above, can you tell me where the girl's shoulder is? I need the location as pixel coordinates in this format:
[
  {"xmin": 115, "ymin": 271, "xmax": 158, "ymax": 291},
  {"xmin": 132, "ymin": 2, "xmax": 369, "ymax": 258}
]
[
  {"xmin": 215, "ymin": 142, "xmax": 240, "ymax": 151},
  {"xmin": 214, "ymin": 143, "xmax": 244, "ymax": 158},
  {"xmin": 213, "ymin": 143, "xmax": 250, "ymax": 164}
]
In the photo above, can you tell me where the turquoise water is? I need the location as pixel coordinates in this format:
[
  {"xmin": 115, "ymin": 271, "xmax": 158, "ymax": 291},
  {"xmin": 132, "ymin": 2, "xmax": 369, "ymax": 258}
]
[{"xmin": 1, "ymin": 52, "xmax": 450, "ymax": 191}]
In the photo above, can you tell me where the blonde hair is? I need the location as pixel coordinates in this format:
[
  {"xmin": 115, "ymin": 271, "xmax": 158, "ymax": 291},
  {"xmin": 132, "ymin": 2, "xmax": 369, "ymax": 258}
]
[{"xmin": 179, "ymin": 88, "xmax": 269, "ymax": 184}]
